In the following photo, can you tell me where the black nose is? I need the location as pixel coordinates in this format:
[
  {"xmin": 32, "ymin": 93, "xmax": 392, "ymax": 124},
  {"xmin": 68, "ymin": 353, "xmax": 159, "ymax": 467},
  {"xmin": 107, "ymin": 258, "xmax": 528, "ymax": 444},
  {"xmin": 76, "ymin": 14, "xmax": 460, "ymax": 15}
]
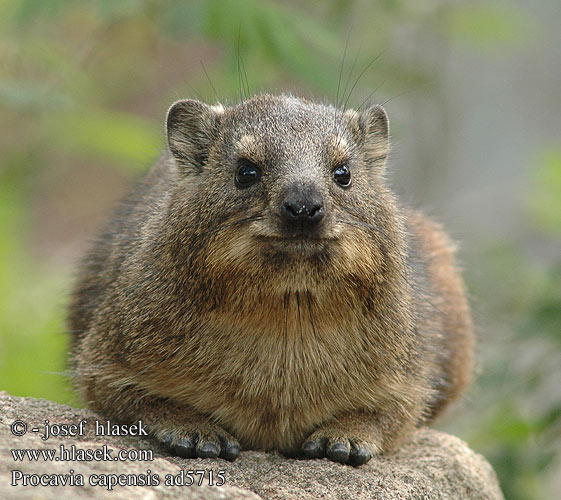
[
  {"xmin": 280, "ymin": 185, "xmax": 325, "ymax": 228},
  {"xmin": 281, "ymin": 200, "xmax": 324, "ymax": 223}
]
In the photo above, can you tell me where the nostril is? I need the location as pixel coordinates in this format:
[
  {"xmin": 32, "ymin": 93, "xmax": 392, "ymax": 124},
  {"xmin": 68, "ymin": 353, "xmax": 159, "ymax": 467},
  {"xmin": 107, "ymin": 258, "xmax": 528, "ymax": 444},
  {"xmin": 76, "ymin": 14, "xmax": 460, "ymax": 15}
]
[
  {"xmin": 281, "ymin": 201, "xmax": 299, "ymax": 219},
  {"xmin": 309, "ymin": 204, "xmax": 324, "ymax": 220}
]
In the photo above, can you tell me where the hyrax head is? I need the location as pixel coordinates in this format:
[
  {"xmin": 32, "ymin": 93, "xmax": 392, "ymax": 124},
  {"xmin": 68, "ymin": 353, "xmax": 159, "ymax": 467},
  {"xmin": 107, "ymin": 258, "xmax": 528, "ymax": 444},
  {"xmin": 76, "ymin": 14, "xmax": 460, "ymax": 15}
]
[{"xmin": 166, "ymin": 94, "xmax": 391, "ymax": 268}]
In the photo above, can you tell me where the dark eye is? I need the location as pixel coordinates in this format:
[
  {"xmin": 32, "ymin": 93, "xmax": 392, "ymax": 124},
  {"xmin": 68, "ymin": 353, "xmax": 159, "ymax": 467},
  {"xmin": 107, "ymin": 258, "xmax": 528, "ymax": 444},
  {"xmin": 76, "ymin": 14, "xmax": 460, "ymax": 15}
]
[
  {"xmin": 332, "ymin": 164, "xmax": 351, "ymax": 188},
  {"xmin": 235, "ymin": 159, "xmax": 261, "ymax": 188}
]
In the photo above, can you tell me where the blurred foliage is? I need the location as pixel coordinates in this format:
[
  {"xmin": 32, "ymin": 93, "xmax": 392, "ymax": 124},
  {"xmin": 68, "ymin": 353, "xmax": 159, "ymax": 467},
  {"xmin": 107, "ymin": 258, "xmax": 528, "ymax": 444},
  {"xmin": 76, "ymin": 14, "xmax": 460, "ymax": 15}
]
[
  {"xmin": 0, "ymin": 1, "xmax": 559, "ymax": 499},
  {"xmin": 0, "ymin": 181, "xmax": 74, "ymax": 403},
  {"xmin": 53, "ymin": 110, "xmax": 161, "ymax": 168},
  {"xmin": 455, "ymin": 247, "xmax": 561, "ymax": 500},
  {"xmin": 442, "ymin": 144, "xmax": 561, "ymax": 499},
  {"xmin": 528, "ymin": 148, "xmax": 561, "ymax": 234},
  {"xmin": 442, "ymin": 2, "xmax": 533, "ymax": 51}
]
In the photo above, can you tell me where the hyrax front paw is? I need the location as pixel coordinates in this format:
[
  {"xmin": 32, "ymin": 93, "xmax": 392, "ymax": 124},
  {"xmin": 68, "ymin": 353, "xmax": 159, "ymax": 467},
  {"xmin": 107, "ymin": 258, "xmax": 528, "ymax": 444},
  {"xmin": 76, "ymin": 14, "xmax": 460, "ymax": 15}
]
[
  {"xmin": 156, "ymin": 424, "xmax": 240, "ymax": 461},
  {"xmin": 302, "ymin": 428, "xmax": 380, "ymax": 466}
]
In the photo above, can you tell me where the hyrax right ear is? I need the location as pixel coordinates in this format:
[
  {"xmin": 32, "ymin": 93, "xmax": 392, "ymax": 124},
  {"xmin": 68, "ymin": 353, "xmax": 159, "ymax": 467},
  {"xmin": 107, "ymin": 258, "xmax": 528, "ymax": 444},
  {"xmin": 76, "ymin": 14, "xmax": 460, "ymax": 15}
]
[
  {"xmin": 166, "ymin": 99, "xmax": 222, "ymax": 174},
  {"xmin": 358, "ymin": 104, "xmax": 390, "ymax": 169}
]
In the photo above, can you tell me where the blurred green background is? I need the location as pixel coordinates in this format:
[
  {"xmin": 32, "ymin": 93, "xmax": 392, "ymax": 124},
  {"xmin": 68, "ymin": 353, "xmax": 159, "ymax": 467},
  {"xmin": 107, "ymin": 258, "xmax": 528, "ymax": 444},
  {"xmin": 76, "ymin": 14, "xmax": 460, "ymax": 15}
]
[{"xmin": 0, "ymin": 0, "xmax": 559, "ymax": 498}]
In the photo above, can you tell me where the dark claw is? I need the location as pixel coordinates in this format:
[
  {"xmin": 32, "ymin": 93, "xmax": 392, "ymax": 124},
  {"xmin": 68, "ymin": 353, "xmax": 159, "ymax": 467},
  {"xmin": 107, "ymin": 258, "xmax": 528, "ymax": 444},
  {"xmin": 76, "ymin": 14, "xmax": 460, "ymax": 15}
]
[
  {"xmin": 197, "ymin": 441, "xmax": 220, "ymax": 459},
  {"xmin": 160, "ymin": 434, "xmax": 174, "ymax": 449},
  {"xmin": 348, "ymin": 443, "xmax": 373, "ymax": 466},
  {"xmin": 327, "ymin": 441, "xmax": 350, "ymax": 464},
  {"xmin": 302, "ymin": 437, "xmax": 327, "ymax": 459},
  {"xmin": 174, "ymin": 437, "xmax": 196, "ymax": 458},
  {"xmin": 218, "ymin": 435, "xmax": 240, "ymax": 461}
]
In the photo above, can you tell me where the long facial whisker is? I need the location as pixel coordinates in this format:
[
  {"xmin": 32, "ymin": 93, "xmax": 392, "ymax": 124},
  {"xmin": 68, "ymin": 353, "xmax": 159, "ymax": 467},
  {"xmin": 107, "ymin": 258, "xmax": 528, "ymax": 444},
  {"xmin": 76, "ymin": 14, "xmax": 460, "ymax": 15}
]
[
  {"xmin": 335, "ymin": 217, "xmax": 387, "ymax": 239},
  {"xmin": 196, "ymin": 213, "xmax": 264, "ymax": 239},
  {"xmin": 357, "ymin": 79, "xmax": 386, "ymax": 112},
  {"xmin": 200, "ymin": 60, "xmax": 219, "ymax": 101},
  {"xmin": 226, "ymin": 213, "xmax": 265, "ymax": 229},
  {"xmin": 341, "ymin": 48, "xmax": 361, "ymax": 111},
  {"xmin": 344, "ymin": 49, "xmax": 386, "ymax": 111},
  {"xmin": 336, "ymin": 32, "xmax": 350, "ymax": 108}
]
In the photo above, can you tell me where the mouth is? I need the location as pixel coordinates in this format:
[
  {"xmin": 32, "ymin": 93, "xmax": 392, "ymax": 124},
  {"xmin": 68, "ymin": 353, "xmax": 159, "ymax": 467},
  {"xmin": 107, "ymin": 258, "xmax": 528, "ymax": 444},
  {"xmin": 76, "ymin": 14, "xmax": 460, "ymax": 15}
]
[
  {"xmin": 254, "ymin": 234, "xmax": 336, "ymax": 257},
  {"xmin": 257, "ymin": 235, "xmax": 327, "ymax": 241},
  {"xmin": 255, "ymin": 231, "xmax": 337, "ymax": 243}
]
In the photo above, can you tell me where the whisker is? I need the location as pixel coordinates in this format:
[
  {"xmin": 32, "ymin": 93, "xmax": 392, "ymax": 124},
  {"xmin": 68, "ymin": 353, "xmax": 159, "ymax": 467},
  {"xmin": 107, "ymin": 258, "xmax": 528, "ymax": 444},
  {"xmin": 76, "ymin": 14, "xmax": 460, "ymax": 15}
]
[
  {"xmin": 341, "ymin": 48, "xmax": 361, "ymax": 111},
  {"xmin": 43, "ymin": 370, "xmax": 73, "ymax": 378},
  {"xmin": 357, "ymin": 79, "xmax": 386, "ymax": 112},
  {"xmin": 239, "ymin": 47, "xmax": 250, "ymax": 99},
  {"xmin": 336, "ymin": 31, "xmax": 351, "ymax": 108},
  {"xmin": 335, "ymin": 217, "xmax": 387, "ymax": 239},
  {"xmin": 236, "ymin": 26, "xmax": 244, "ymax": 101},
  {"xmin": 185, "ymin": 81, "xmax": 204, "ymax": 101},
  {"xmin": 379, "ymin": 88, "xmax": 419, "ymax": 107},
  {"xmin": 200, "ymin": 60, "xmax": 219, "ymax": 102},
  {"xmin": 343, "ymin": 49, "xmax": 386, "ymax": 110}
]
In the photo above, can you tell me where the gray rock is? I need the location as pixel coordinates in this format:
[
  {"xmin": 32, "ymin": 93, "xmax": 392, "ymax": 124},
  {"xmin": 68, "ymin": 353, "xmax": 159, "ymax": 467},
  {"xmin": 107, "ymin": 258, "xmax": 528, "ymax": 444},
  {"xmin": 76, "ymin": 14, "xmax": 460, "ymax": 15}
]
[{"xmin": 0, "ymin": 392, "xmax": 504, "ymax": 499}]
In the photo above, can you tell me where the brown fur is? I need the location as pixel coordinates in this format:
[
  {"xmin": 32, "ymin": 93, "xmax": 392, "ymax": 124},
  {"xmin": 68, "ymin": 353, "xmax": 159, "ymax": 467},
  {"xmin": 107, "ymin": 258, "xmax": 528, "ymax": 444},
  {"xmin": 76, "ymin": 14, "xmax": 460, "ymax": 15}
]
[{"xmin": 69, "ymin": 94, "xmax": 473, "ymax": 464}]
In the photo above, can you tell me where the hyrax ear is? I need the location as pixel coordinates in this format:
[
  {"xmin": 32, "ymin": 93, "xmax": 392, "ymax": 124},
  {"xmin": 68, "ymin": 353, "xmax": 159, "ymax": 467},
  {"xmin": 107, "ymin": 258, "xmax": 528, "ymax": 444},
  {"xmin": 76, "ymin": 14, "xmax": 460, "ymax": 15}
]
[
  {"xmin": 357, "ymin": 104, "xmax": 390, "ymax": 168},
  {"xmin": 166, "ymin": 99, "xmax": 222, "ymax": 173}
]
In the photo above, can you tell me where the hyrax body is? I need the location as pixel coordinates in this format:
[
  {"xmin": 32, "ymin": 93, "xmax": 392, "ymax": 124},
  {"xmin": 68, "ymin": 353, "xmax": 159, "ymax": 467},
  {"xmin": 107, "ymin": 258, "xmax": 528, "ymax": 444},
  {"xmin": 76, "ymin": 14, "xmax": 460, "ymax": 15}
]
[{"xmin": 69, "ymin": 94, "xmax": 473, "ymax": 465}]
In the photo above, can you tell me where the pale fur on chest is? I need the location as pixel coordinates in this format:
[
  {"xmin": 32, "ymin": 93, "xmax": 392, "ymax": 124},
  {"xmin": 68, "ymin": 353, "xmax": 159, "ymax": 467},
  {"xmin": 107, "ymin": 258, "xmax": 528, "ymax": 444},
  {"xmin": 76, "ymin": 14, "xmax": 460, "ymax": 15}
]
[{"xmin": 135, "ymin": 288, "xmax": 414, "ymax": 452}]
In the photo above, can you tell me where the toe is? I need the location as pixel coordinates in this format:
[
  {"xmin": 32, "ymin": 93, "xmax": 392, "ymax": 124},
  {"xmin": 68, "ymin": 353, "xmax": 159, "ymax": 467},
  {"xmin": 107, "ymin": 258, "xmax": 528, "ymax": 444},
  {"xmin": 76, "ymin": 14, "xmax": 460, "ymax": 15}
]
[
  {"xmin": 326, "ymin": 440, "xmax": 350, "ymax": 464},
  {"xmin": 302, "ymin": 436, "xmax": 327, "ymax": 459},
  {"xmin": 196, "ymin": 431, "xmax": 221, "ymax": 459},
  {"xmin": 198, "ymin": 441, "xmax": 220, "ymax": 458},
  {"xmin": 348, "ymin": 441, "xmax": 373, "ymax": 466},
  {"xmin": 174, "ymin": 436, "xmax": 196, "ymax": 458},
  {"xmin": 218, "ymin": 434, "xmax": 241, "ymax": 461},
  {"xmin": 159, "ymin": 433, "xmax": 174, "ymax": 449}
]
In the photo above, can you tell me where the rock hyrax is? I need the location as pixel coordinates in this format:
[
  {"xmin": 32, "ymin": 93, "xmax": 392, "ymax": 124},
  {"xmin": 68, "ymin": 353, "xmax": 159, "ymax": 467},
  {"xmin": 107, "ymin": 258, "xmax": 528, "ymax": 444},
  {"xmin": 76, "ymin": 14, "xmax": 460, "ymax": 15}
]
[{"xmin": 69, "ymin": 94, "xmax": 474, "ymax": 465}]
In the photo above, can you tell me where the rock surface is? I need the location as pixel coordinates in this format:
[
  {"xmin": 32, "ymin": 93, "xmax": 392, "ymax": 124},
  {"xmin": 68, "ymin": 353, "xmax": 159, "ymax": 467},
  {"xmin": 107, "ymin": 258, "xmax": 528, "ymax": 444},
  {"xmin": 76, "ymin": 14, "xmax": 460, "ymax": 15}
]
[{"xmin": 0, "ymin": 392, "xmax": 504, "ymax": 499}]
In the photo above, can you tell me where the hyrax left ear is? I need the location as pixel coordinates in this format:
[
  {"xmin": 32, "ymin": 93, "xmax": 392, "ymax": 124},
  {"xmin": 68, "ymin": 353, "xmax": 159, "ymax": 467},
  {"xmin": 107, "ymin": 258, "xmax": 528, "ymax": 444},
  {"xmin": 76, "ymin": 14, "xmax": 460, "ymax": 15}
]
[
  {"xmin": 358, "ymin": 104, "xmax": 390, "ymax": 168},
  {"xmin": 166, "ymin": 99, "xmax": 222, "ymax": 174}
]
